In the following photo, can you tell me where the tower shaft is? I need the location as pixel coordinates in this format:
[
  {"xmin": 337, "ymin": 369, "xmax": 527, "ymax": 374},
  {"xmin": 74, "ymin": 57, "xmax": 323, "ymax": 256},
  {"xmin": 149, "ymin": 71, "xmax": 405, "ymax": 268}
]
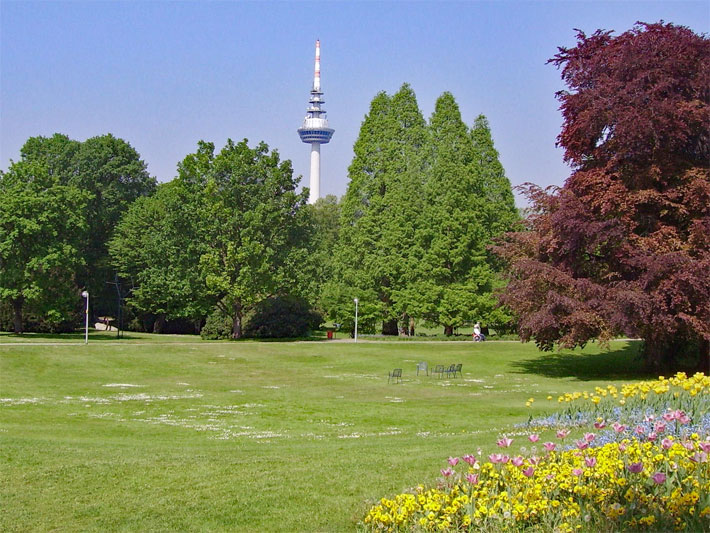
[{"xmin": 298, "ymin": 40, "xmax": 334, "ymax": 204}]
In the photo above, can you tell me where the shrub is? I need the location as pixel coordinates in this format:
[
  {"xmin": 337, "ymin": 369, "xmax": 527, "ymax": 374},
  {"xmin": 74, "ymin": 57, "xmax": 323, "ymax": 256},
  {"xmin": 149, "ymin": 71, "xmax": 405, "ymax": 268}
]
[
  {"xmin": 243, "ymin": 296, "xmax": 323, "ymax": 338},
  {"xmin": 200, "ymin": 307, "xmax": 233, "ymax": 340}
]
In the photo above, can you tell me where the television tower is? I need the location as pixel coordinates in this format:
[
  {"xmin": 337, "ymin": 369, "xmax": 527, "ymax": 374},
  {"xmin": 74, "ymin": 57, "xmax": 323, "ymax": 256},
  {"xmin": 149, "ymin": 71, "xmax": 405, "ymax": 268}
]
[{"xmin": 298, "ymin": 40, "xmax": 334, "ymax": 204}]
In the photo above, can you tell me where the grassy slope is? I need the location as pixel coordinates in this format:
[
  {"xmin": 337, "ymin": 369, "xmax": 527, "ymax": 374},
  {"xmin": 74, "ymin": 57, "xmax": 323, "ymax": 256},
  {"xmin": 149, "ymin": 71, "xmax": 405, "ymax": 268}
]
[{"xmin": 0, "ymin": 334, "xmax": 647, "ymax": 532}]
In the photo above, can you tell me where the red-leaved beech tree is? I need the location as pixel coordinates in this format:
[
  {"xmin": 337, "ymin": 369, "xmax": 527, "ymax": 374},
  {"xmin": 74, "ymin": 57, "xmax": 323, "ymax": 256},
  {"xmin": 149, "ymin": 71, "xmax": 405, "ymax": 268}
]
[{"xmin": 495, "ymin": 22, "xmax": 710, "ymax": 371}]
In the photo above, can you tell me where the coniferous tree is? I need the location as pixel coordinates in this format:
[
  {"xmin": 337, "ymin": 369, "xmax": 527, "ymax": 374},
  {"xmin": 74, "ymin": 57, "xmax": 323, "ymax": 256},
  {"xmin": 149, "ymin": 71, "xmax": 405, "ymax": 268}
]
[
  {"xmin": 410, "ymin": 93, "xmax": 500, "ymax": 334},
  {"xmin": 334, "ymin": 84, "xmax": 427, "ymax": 335}
]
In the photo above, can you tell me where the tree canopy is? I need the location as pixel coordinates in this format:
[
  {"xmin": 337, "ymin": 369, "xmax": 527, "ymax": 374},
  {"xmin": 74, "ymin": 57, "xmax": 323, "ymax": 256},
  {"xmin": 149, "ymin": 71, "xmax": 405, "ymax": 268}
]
[{"xmin": 496, "ymin": 22, "xmax": 710, "ymax": 370}]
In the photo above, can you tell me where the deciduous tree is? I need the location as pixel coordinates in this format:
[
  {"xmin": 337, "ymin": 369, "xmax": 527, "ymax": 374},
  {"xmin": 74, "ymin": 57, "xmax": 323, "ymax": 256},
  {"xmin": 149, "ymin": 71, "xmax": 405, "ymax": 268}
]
[{"xmin": 496, "ymin": 22, "xmax": 710, "ymax": 371}]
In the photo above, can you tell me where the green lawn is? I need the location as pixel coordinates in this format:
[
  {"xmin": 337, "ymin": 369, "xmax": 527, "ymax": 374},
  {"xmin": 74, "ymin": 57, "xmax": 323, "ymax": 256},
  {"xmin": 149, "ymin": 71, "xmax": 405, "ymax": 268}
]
[{"xmin": 0, "ymin": 333, "xmax": 648, "ymax": 532}]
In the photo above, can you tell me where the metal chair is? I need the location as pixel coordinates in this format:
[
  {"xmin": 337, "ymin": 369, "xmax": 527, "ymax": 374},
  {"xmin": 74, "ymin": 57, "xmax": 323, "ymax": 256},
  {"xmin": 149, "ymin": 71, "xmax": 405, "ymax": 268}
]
[
  {"xmin": 416, "ymin": 361, "xmax": 428, "ymax": 376},
  {"xmin": 388, "ymin": 368, "xmax": 402, "ymax": 384},
  {"xmin": 433, "ymin": 364, "xmax": 445, "ymax": 378}
]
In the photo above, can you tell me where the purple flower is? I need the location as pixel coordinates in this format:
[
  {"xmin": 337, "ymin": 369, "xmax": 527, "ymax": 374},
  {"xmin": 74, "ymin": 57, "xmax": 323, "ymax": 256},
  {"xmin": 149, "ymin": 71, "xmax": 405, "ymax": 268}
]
[
  {"xmin": 462, "ymin": 454, "xmax": 477, "ymax": 466},
  {"xmin": 448, "ymin": 456, "xmax": 459, "ymax": 466},
  {"xmin": 497, "ymin": 437, "xmax": 513, "ymax": 448},
  {"xmin": 651, "ymin": 472, "xmax": 666, "ymax": 484},
  {"xmin": 627, "ymin": 462, "xmax": 643, "ymax": 474},
  {"xmin": 441, "ymin": 467, "xmax": 454, "ymax": 477},
  {"xmin": 691, "ymin": 452, "xmax": 708, "ymax": 463},
  {"xmin": 465, "ymin": 473, "xmax": 479, "ymax": 485},
  {"xmin": 522, "ymin": 466, "xmax": 535, "ymax": 478}
]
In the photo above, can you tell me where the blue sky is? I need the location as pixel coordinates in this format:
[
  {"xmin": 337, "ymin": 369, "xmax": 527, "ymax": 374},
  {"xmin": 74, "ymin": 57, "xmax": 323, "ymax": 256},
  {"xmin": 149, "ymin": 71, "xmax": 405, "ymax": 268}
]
[{"xmin": 2, "ymin": 1, "xmax": 708, "ymax": 206}]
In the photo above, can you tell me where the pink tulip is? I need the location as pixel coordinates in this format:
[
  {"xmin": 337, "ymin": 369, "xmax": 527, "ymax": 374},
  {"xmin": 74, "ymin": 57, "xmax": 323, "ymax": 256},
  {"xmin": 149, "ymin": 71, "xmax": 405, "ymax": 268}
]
[
  {"xmin": 634, "ymin": 425, "xmax": 645, "ymax": 435},
  {"xmin": 619, "ymin": 442, "xmax": 628, "ymax": 452},
  {"xmin": 661, "ymin": 437, "xmax": 674, "ymax": 450},
  {"xmin": 497, "ymin": 437, "xmax": 513, "ymax": 448},
  {"xmin": 462, "ymin": 454, "xmax": 477, "ymax": 466},
  {"xmin": 511, "ymin": 456, "xmax": 524, "ymax": 467},
  {"xmin": 691, "ymin": 452, "xmax": 708, "ymax": 463},
  {"xmin": 489, "ymin": 453, "xmax": 504, "ymax": 464},
  {"xmin": 647, "ymin": 432, "xmax": 658, "ymax": 442},
  {"xmin": 576, "ymin": 439, "xmax": 589, "ymax": 450},
  {"xmin": 584, "ymin": 432, "xmax": 595, "ymax": 442},
  {"xmin": 500, "ymin": 455, "xmax": 510, "ymax": 464},
  {"xmin": 522, "ymin": 466, "xmax": 534, "ymax": 477},
  {"xmin": 441, "ymin": 467, "xmax": 454, "ymax": 477},
  {"xmin": 543, "ymin": 442, "xmax": 556, "ymax": 452},
  {"xmin": 572, "ymin": 468, "xmax": 583, "ymax": 476},
  {"xmin": 594, "ymin": 421, "xmax": 606, "ymax": 429},
  {"xmin": 584, "ymin": 456, "xmax": 597, "ymax": 468},
  {"xmin": 662, "ymin": 411, "xmax": 676, "ymax": 422},
  {"xmin": 627, "ymin": 462, "xmax": 643, "ymax": 474},
  {"xmin": 651, "ymin": 472, "xmax": 666, "ymax": 484},
  {"xmin": 528, "ymin": 455, "xmax": 540, "ymax": 465},
  {"xmin": 448, "ymin": 456, "xmax": 459, "ymax": 466},
  {"xmin": 678, "ymin": 413, "xmax": 691, "ymax": 424},
  {"xmin": 654, "ymin": 422, "xmax": 666, "ymax": 433},
  {"xmin": 528, "ymin": 434, "xmax": 540, "ymax": 443},
  {"xmin": 465, "ymin": 473, "xmax": 479, "ymax": 485},
  {"xmin": 683, "ymin": 441, "xmax": 695, "ymax": 451},
  {"xmin": 698, "ymin": 442, "xmax": 710, "ymax": 454},
  {"xmin": 556, "ymin": 429, "xmax": 570, "ymax": 439},
  {"xmin": 613, "ymin": 422, "xmax": 627, "ymax": 433}
]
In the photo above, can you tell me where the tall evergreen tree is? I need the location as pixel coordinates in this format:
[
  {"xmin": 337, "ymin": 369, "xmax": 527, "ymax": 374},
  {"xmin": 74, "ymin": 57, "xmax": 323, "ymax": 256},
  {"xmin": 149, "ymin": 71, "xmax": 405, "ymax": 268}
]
[
  {"xmin": 471, "ymin": 115, "xmax": 518, "ymax": 237},
  {"xmin": 410, "ymin": 93, "xmax": 498, "ymax": 334},
  {"xmin": 334, "ymin": 84, "xmax": 427, "ymax": 335}
]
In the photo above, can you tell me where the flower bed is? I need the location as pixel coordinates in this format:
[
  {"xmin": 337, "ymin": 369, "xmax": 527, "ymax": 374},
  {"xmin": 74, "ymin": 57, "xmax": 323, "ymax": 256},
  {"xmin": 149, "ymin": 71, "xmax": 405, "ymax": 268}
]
[{"xmin": 362, "ymin": 373, "xmax": 710, "ymax": 532}]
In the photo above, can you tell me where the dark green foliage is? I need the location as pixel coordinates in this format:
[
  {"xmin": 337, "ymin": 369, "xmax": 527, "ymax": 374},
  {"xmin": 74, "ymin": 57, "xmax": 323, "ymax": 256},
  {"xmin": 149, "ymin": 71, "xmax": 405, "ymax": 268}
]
[
  {"xmin": 243, "ymin": 296, "xmax": 323, "ymax": 338},
  {"xmin": 200, "ymin": 307, "xmax": 234, "ymax": 340}
]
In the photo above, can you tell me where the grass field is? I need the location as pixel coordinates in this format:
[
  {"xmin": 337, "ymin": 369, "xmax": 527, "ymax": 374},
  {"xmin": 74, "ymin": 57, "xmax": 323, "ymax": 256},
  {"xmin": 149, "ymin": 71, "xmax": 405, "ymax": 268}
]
[{"xmin": 0, "ymin": 332, "xmax": 649, "ymax": 532}]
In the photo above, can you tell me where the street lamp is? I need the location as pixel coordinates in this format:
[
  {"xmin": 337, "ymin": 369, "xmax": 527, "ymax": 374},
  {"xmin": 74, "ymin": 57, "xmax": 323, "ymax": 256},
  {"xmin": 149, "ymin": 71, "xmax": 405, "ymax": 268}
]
[
  {"xmin": 353, "ymin": 297, "xmax": 359, "ymax": 343},
  {"xmin": 81, "ymin": 291, "xmax": 89, "ymax": 344}
]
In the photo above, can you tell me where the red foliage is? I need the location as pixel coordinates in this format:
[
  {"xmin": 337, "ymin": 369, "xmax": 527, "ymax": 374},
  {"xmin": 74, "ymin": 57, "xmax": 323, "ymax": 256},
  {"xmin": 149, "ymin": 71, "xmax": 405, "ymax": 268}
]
[{"xmin": 496, "ymin": 23, "xmax": 710, "ymax": 370}]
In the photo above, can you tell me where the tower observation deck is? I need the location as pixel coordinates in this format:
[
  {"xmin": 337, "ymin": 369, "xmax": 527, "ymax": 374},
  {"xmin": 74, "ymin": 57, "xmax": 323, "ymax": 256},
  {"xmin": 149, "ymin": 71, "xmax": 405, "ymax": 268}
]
[{"xmin": 298, "ymin": 40, "xmax": 334, "ymax": 204}]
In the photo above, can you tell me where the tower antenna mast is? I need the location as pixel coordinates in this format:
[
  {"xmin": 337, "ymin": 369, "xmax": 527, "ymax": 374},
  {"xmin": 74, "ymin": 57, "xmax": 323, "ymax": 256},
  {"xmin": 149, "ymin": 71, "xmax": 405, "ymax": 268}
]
[{"xmin": 298, "ymin": 40, "xmax": 334, "ymax": 204}]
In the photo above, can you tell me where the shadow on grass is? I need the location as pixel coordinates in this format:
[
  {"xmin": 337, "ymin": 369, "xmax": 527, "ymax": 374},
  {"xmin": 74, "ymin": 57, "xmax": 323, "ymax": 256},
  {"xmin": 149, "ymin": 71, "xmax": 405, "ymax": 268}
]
[
  {"xmin": 0, "ymin": 331, "xmax": 140, "ymax": 342},
  {"xmin": 512, "ymin": 341, "xmax": 656, "ymax": 381}
]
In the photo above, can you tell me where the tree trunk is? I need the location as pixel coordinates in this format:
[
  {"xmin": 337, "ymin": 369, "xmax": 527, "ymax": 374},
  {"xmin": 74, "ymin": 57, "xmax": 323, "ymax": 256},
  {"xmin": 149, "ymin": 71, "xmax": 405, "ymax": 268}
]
[
  {"xmin": 409, "ymin": 317, "xmax": 415, "ymax": 337},
  {"xmin": 153, "ymin": 314, "xmax": 166, "ymax": 334},
  {"xmin": 382, "ymin": 318, "xmax": 398, "ymax": 336},
  {"xmin": 444, "ymin": 325, "xmax": 454, "ymax": 336},
  {"xmin": 12, "ymin": 297, "xmax": 23, "ymax": 334},
  {"xmin": 694, "ymin": 338, "xmax": 710, "ymax": 374},
  {"xmin": 232, "ymin": 301, "xmax": 243, "ymax": 339}
]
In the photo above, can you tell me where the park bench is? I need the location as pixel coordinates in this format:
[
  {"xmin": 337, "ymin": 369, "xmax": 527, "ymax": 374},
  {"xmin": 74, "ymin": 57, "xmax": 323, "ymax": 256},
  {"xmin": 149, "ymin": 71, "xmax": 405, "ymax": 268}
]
[
  {"xmin": 444, "ymin": 364, "xmax": 457, "ymax": 378},
  {"xmin": 416, "ymin": 361, "xmax": 428, "ymax": 376},
  {"xmin": 388, "ymin": 368, "xmax": 402, "ymax": 384}
]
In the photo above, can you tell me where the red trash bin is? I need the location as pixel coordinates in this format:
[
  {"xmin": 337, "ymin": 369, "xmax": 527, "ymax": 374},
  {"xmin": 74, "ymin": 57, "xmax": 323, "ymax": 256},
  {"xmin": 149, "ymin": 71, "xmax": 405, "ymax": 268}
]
[{"xmin": 327, "ymin": 330, "xmax": 333, "ymax": 339}]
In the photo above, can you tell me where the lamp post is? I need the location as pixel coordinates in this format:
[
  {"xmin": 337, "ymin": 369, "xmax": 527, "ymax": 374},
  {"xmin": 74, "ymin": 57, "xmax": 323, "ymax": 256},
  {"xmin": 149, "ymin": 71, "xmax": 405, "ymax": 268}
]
[
  {"xmin": 353, "ymin": 297, "xmax": 359, "ymax": 343},
  {"xmin": 81, "ymin": 290, "xmax": 89, "ymax": 344}
]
